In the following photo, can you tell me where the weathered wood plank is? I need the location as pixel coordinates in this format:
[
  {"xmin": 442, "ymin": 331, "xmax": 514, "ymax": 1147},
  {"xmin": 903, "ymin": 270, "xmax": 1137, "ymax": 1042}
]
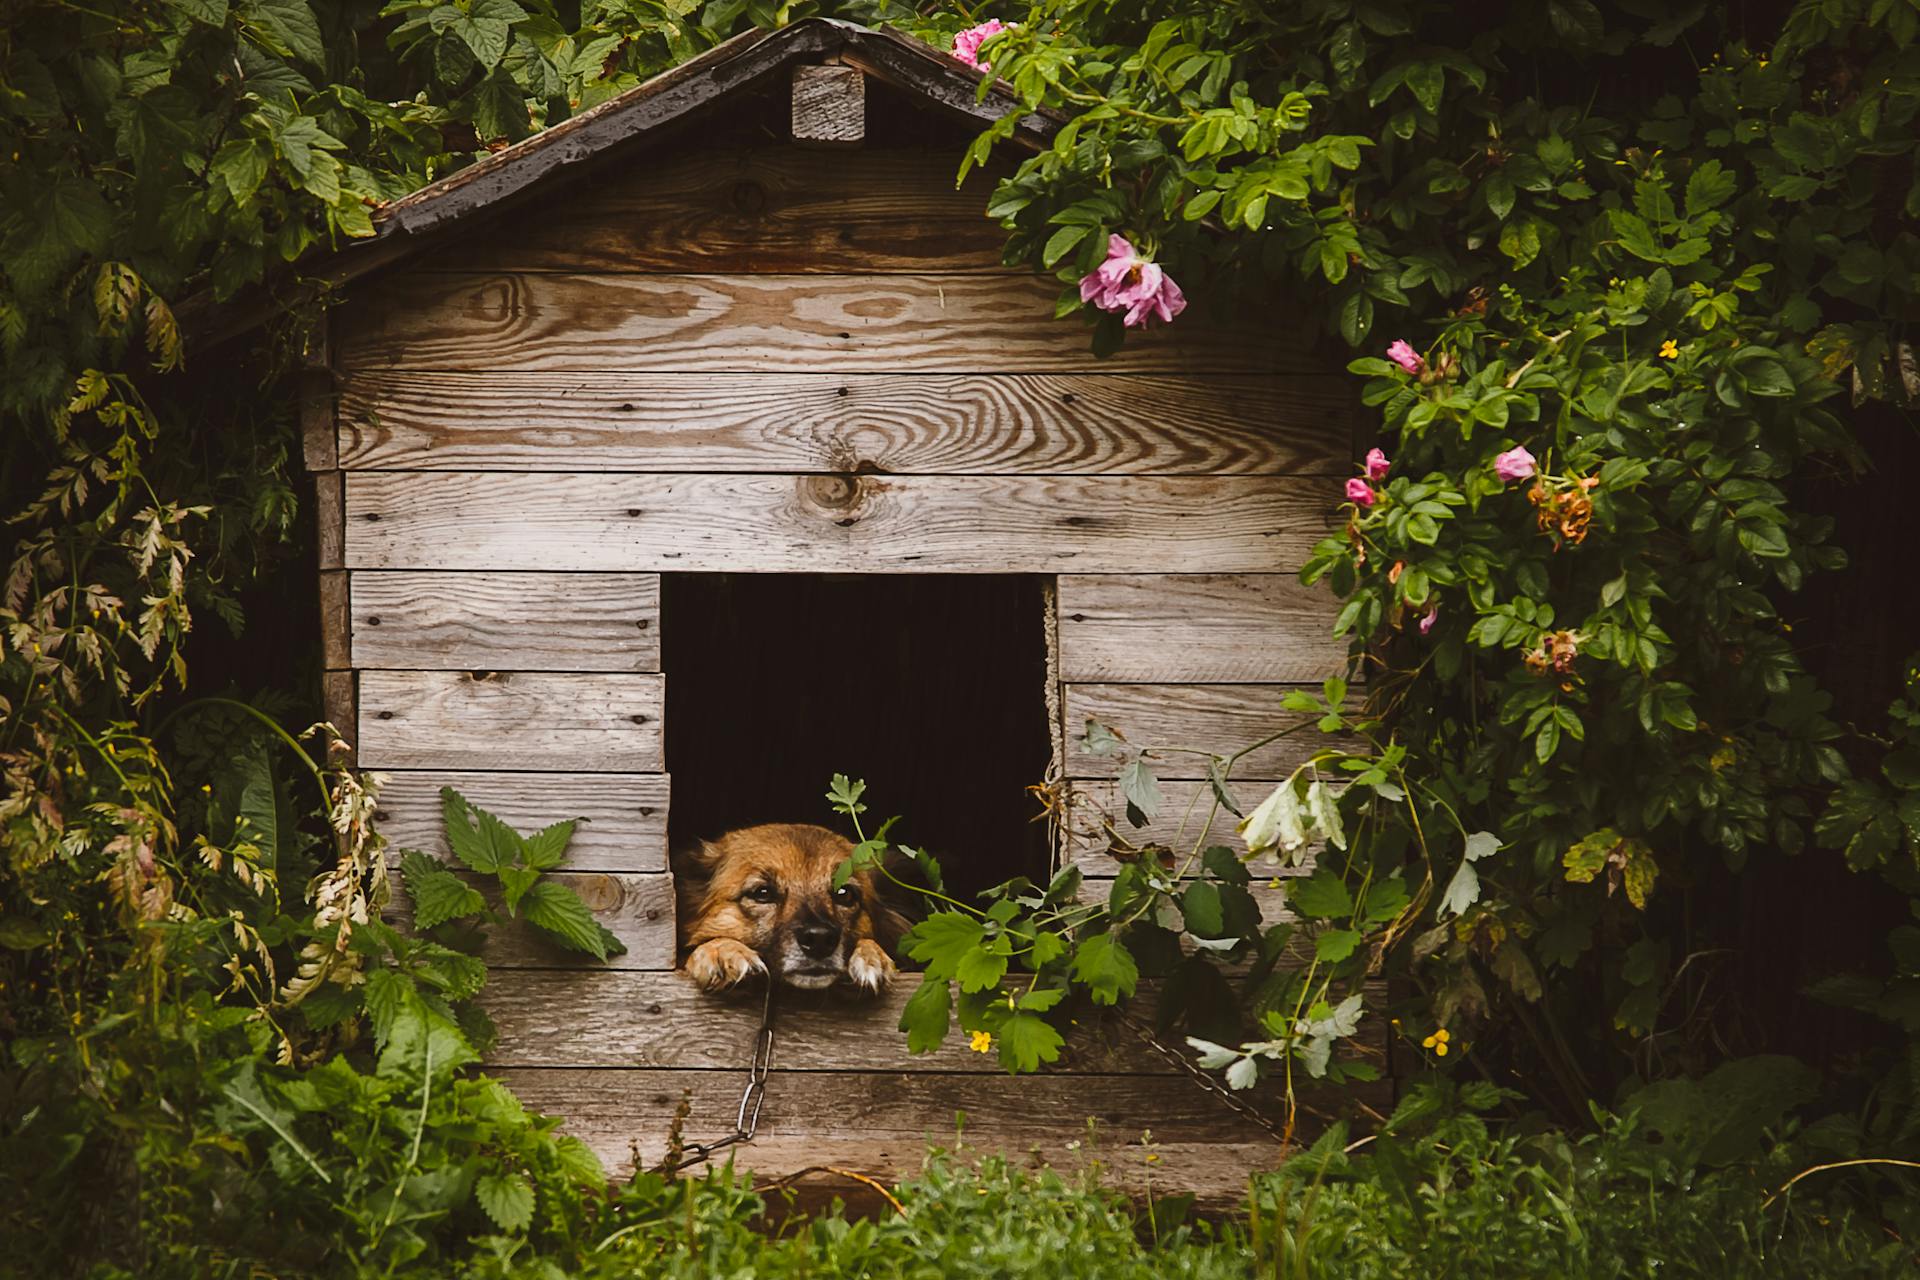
[
  {"xmin": 388, "ymin": 870, "xmax": 675, "ymax": 969},
  {"xmin": 336, "ymin": 371, "xmax": 1354, "ymax": 475},
  {"xmin": 314, "ymin": 470, "xmax": 344, "ymax": 571},
  {"xmin": 414, "ymin": 147, "xmax": 1014, "ymax": 274},
  {"xmin": 319, "ymin": 570, "xmax": 350, "ymax": 671},
  {"xmin": 482, "ymin": 970, "xmax": 1172, "ymax": 1072},
  {"xmin": 334, "ymin": 273, "xmax": 1311, "ymax": 375},
  {"xmin": 322, "ymin": 669, "xmax": 357, "ymax": 766},
  {"xmin": 790, "ymin": 65, "xmax": 864, "ymax": 146},
  {"xmin": 1058, "ymin": 574, "xmax": 1350, "ymax": 683},
  {"xmin": 299, "ymin": 369, "xmax": 335, "ymax": 472},
  {"xmin": 1064, "ymin": 684, "xmax": 1331, "ymax": 780},
  {"xmin": 356, "ymin": 670, "xmax": 664, "ymax": 771},
  {"xmin": 373, "ymin": 770, "xmax": 670, "ymax": 873},
  {"xmin": 1063, "ymin": 778, "xmax": 1289, "ymax": 876},
  {"xmin": 342, "ymin": 473, "xmax": 1332, "ymax": 574},
  {"xmin": 350, "ymin": 572, "xmax": 660, "ymax": 672}
]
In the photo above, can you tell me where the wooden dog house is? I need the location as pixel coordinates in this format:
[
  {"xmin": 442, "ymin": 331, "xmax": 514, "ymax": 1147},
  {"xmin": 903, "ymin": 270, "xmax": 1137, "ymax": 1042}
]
[{"xmin": 285, "ymin": 19, "xmax": 1364, "ymax": 1208}]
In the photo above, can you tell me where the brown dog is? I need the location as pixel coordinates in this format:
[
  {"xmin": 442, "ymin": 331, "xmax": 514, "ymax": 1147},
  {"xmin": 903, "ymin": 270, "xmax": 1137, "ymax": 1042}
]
[{"xmin": 676, "ymin": 823, "xmax": 908, "ymax": 994}]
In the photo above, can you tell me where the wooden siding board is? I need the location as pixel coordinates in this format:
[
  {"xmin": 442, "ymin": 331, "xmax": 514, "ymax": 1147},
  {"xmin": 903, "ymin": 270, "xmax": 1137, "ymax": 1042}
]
[
  {"xmin": 1057, "ymin": 574, "xmax": 1349, "ymax": 683},
  {"xmin": 1063, "ymin": 778, "xmax": 1288, "ymax": 876},
  {"xmin": 334, "ymin": 273, "xmax": 1312, "ymax": 375},
  {"xmin": 342, "ymin": 473, "xmax": 1332, "ymax": 574},
  {"xmin": 336, "ymin": 371, "xmax": 1353, "ymax": 475},
  {"xmin": 412, "ymin": 148, "xmax": 1014, "ymax": 275},
  {"xmin": 350, "ymin": 571, "xmax": 660, "ymax": 671},
  {"xmin": 319, "ymin": 570, "xmax": 350, "ymax": 671},
  {"xmin": 1064, "ymin": 684, "xmax": 1331, "ymax": 780},
  {"xmin": 373, "ymin": 770, "xmax": 670, "ymax": 873},
  {"xmin": 388, "ymin": 870, "xmax": 675, "ymax": 969},
  {"xmin": 356, "ymin": 670, "xmax": 664, "ymax": 772}
]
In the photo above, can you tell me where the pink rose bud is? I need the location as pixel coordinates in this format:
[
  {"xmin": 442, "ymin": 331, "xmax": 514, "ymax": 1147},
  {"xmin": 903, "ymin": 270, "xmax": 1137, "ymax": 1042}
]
[
  {"xmin": 1345, "ymin": 477, "xmax": 1376, "ymax": 508},
  {"xmin": 1386, "ymin": 340, "xmax": 1425, "ymax": 374},
  {"xmin": 1365, "ymin": 448, "xmax": 1391, "ymax": 481},
  {"xmin": 951, "ymin": 19, "xmax": 1009, "ymax": 71},
  {"xmin": 1493, "ymin": 446, "xmax": 1538, "ymax": 483},
  {"xmin": 1419, "ymin": 606, "xmax": 1439, "ymax": 635}
]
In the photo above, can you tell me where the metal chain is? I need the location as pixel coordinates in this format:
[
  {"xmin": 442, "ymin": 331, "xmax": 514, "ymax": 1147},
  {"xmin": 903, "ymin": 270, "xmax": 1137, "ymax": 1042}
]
[
  {"xmin": 1114, "ymin": 1008, "xmax": 1296, "ymax": 1146},
  {"xmin": 651, "ymin": 980, "xmax": 777, "ymax": 1174}
]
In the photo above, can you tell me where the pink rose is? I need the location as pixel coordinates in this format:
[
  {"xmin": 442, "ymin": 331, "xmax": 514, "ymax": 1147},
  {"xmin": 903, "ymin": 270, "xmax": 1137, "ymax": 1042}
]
[
  {"xmin": 951, "ymin": 19, "xmax": 1009, "ymax": 71},
  {"xmin": 1345, "ymin": 477, "xmax": 1376, "ymax": 508},
  {"xmin": 1078, "ymin": 234, "xmax": 1188, "ymax": 328},
  {"xmin": 1386, "ymin": 340, "xmax": 1425, "ymax": 374},
  {"xmin": 1365, "ymin": 448, "xmax": 1390, "ymax": 481},
  {"xmin": 1493, "ymin": 447, "xmax": 1538, "ymax": 483},
  {"xmin": 1419, "ymin": 606, "xmax": 1439, "ymax": 635}
]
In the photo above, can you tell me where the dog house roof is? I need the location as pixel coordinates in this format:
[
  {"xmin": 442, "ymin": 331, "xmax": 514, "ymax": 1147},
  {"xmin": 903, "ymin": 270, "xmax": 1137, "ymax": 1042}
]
[{"xmin": 186, "ymin": 19, "xmax": 1061, "ymax": 347}]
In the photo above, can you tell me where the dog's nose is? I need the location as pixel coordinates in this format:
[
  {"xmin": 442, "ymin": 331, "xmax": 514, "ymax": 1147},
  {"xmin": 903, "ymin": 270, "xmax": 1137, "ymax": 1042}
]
[{"xmin": 795, "ymin": 921, "xmax": 841, "ymax": 958}]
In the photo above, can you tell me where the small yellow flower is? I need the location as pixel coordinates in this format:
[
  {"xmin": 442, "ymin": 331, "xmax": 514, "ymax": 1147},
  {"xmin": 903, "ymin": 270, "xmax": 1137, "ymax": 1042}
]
[
  {"xmin": 1435, "ymin": 1042, "xmax": 1450, "ymax": 1057},
  {"xmin": 969, "ymin": 1030, "xmax": 993, "ymax": 1053},
  {"xmin": 1659, "ymin": 339, "xmax": 1679, "ymax": 359},
  {"xmin": 1421, "ymin": 1027, "xmax": 1452, "ymax": 1051}
]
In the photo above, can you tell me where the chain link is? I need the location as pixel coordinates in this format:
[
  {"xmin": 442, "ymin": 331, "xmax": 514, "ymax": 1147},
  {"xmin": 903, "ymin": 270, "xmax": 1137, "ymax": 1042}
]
[
  {"xmin": 651, "ymin": 980, "xmax": 777, "ymax": 1174},
  {"xmin": 1115, "ymin": 1008, "xmax": 1296, "ymax": 1146}
]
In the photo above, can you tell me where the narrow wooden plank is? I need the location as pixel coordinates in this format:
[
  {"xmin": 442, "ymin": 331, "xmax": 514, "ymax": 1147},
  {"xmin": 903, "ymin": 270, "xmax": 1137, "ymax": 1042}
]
[
  {"xmin": 1058, "ymin": 574, "xmax": 1350, "ymax": 683},
  {"xmin": 483, "ymin": 971, "xmax": 1172, "ymax": 1072},
  {"xmin": 356, "ymin": 670, "xmax": 664, "ymax": 771},
  {"xmin": 351, "ymin": 572, "xmax": 659, "ymax": 672},
  {"xmin": 298, "ymin": 369, "xmax": 336, "ymax": 472},
  {"xmin": 495, "ymin": 1068, "xmax": 1286, "ymax": 1151},
  {"xmin": 336, "ymin": 371, "xmax": 1354, "ymax": 475},
  {"xmin": 314, "ymin": 470, "xmax": 344, "ymax": 571},
  {"xmin": 373, "ymin": 770, "xmax": 669, "ymax": 872},
  {"xmin": 415, "ymin": 147, "xmax": 1014, "ymax": 274},
  {"xmin": 343, "ymin": 473, "xmax": 1332, "ymax": 574},
  {"xmin": 321, "ymin": 669, "xmax": 357, "ymax": 766},
  {"xmin": 791, "ymin": 65, "xmax": 864, "ymax": 146},
  {"xmin": 318, "ymin": 570, "xmax": 350, "ymax": 671},
  {"xmin": 388, "ymin": 870, "xmax": 675, "ymax": 969},
  {"xmin": 334, "ymin": 273, "xmax": 1310, "ymax": 375},
  {"xmin": 1065, "ymin": 684, "xmax": 1332, "ymax": 779}
]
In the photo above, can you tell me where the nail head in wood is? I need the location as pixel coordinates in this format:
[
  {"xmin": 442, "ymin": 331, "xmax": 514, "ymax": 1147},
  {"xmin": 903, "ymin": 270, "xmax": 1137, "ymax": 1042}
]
[{"xmin": 790, "ymin": 65, "xmax": 865, "ymax": 148}]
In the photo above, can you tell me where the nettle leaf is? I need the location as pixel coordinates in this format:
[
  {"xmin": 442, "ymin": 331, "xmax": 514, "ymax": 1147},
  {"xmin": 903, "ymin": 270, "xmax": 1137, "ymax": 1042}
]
[
  {"xmin": 899, "ymin": 974, "xmax": 952, "ymax": 1053},
  {"xmin": 441, "ymin": 787, "xmax": 521, "ymax": 874},
  {"xmin": 400, "ymin": 851, "xmax": 486, "ymax": 930},
  {"xmin": 519, "ymin": 819, "xmax": 576, "ymax": 871},
  {"xmin": 1071, "ymin": 932, "xmax": 1140, "ymax": 1004},
  {"xmin": 475, "ymin": 1169, "xmax": 535, "ymax": 1233},
  {"xmin": 520, "ymin": 881, "xmax": 620, "ymax": 960}
]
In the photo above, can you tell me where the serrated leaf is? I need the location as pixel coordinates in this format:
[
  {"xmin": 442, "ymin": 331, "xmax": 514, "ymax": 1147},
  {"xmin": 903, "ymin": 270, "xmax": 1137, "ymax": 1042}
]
[
  {"xmin": 1070, "ymin": 932, "xmax": 1139, "ymax": 1004},
  {"xmin": 520, "ymin": 819, "xmax": 575, "ymax": 871},
  {"xmin": 520, "ymin": 881, "xmax": 618, "ymax": 960},
  {"xmin": 903, "ymin": 912, "xmax": 985, "ymax": 981},
  {"xmin": 993, "ymin": 1011, "xmax": 1065, "ymax": 1072},
  {"xmin": 475, "ymin": 1170, "xmax": 534, "ymax": 1233},
  {"xmin": 1286, "ymin": 870, "xmax": 1352, "ymax": 919},
  {"xmin": 899, "ymin": 974, "xmax": 952, "ymax": 1053},
  {"xmin": 954, "ymin": 939, "xmax": 1009, "ymax": 993},
  {"xmin": 441, "ymin": 788, "xmax": 519, "ymax": 874},
  {"xmin": 244, "ymin": 0, "xmax": 326, "ymax": 68},
  {"xmin": 1315, "ymin": 928, "xmax": 1362, "ymax": 962},
  {"xmin": 400, "ymin": 851, "xmax": 486, "ymax": 930}
]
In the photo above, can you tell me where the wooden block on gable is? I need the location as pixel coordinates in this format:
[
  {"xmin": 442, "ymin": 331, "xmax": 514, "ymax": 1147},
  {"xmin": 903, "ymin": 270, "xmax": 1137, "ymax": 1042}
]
[{"xmin": 790, "ymin": 65, "xmax": 864, "ymax": 147}]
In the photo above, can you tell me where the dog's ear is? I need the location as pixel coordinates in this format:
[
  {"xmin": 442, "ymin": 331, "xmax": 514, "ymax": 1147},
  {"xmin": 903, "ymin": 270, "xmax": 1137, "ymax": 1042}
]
[{"xmin": 670, "ymin": 838, "xmax": 727, "ymax": 883}]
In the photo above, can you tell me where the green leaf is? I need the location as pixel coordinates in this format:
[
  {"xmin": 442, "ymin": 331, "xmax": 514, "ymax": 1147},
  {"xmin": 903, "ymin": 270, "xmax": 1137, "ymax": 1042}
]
[
  {"xmin": 1315, "ymin": 929, "xmax": 1363, "ymax": 962},
  {"xmin": 520, "ymin": 881, "xmax": 619, "ymax": 960},
  {"xmin": 441, "ymin": 788, "xmax": 520, "ymax": 875},
  {"xmin": 244, "ymin": 0, "xmax": 326, "ymax": 68},
  {"xmin": 519, "ymin": 819, "xmax": 575, "ymax": 871},
  {"xmin": 900, "ymin": 975, "xmax": 952, "ymax": 1053},
  {"xmin": 497, "ymin": 866, "xmax": 539, "ymax": 914},
  {"xmin": 1119, "ymin": 758, "xmax": 1163, "ymax": 823},
  {"xmin": 475, "ymin": 1170, "xmax": 534, "ymax": 1233},
  {"xmin": 993, "ymin": 1011, "xmax": 1065, "ymax": 1073},
  {"xmin": 1071, "ymin": 932, "xmax": 1139, "ymax": 1004},
  {"xmin": 904, "ymin": 912, "xmax": 985, "ymax": 981},
  {"xmin": 1286, "ymin": 870, "xmax": 1352, "ymax": 919},
  {"xmin": 1685, "ymin": 159, "xmax": 1736, "ymax": 214},
  {"xmin": 955, "ymin": 939, "xmax": 1009, "ymax": 993},
  {"xmin": 211, "ymin": 138, "xmax": 271, "ymax": 205},
  {"xmin": 400, "ymin": 851, "xmax": 486, "ymax": 930},
  {"xmin": 1202, "ymin": 844, "xmax": 1250, "ymax": 885},
  {"xmin": 1181, "ymin": 880, "xmax": 1225, "ymax": 936}
]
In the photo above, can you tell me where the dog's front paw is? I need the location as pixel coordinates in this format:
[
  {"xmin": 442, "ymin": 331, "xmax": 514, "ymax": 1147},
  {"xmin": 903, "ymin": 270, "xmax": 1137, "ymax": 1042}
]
[
  {"xmin": 684, "ymin": 939, "xmax": 766, "ymax": 992},
  {"xmin": 846, "ymin": 938, "xmax": 897, "ymax": 994}
]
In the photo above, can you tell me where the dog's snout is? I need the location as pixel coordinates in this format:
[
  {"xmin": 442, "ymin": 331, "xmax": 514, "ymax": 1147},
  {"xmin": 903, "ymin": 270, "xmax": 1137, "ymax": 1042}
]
[{"xmin": 795, "ymin": 919, "xmax": 841, "ymax": 958}]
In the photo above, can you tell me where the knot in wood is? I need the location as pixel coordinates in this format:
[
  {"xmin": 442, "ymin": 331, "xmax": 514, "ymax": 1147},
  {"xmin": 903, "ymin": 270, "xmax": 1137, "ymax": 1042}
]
[
  {"xmin": 801, "ymin": 473, "xmax": 862, "ymax": 512},
  {"xmin": 729, "ymin": 180, "xmax": 768, "ymax": 216}
]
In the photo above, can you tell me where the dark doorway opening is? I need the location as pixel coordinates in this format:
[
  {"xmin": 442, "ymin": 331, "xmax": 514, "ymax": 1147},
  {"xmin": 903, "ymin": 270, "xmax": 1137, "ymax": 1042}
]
[{"xmin": 663, "ymin": 574, "xmax": 1053, "ymax": 901}]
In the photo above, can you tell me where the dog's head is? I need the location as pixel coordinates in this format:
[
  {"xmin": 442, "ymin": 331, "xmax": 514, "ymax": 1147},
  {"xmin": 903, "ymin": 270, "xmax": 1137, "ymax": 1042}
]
[{"xmin": 677, "ymin": 823, "xmax": 910, "ymax": 990}]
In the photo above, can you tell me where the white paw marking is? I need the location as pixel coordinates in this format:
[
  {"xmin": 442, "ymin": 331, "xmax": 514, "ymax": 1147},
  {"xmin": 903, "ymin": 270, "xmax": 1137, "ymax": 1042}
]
[{"xmin": 847, "ymin": 940, "xmax": 896, "ymax": 994}]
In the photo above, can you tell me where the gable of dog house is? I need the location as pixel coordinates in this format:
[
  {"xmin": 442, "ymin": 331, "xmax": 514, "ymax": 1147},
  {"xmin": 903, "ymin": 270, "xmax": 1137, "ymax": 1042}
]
[{"xmin": 272, "ymin": 17, "xmax": 1377, "ymax": 1210}]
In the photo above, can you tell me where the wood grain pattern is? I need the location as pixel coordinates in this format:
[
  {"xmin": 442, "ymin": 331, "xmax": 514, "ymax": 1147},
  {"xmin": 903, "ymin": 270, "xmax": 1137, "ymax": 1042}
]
[
  {"xmin": 413, "ymin": 147, "xmax": 1013, "ymax": 274},
  {"xmin": 790, "ymin": 65, "xmax": 864, "ymax": 146},
  {"xmin": 1064, "ymin": 684, "xmax": 1331, "ymax": 780},
  {"xmin": 315, "ymin": 470, "xmax": 344, "ymax": 571},
  {"xmin": 1063, "ymin": 778, "xmax": 1291, "ymax": 875},
  {"xmin": 322, "ymin": 669, "xmax": 356, "ymax": 766},
  {"xmin": 482, "ymin": 970, "xmax": 1171, "ymax": 1072},
  {"xmin": 1058, "ymin": 574, "xmax": 1351, "ymax": 683},
  {"xmin": 335, "ymin": 371, "xmax": 1353, "ymax": 475},
  {"xmin": 356, "ymin": 670, "xmax": 664, "ymax": 771},
  {"xmin": 334, "ymin": 273, "xmax": 1309, "ymax": 375},
  {"xmin": 350, "ymin": 572, "xmax": 660, "ymax": 671},
  {"xmin": 319, "ymin": 570, "xmax": 350, "ymax": 671},
  {"xmin": 299, "ymin": 369, "xmax": 335, "ymax": 472},
  {"xmin": 343, "ymin": 473, "xmax": 1331, "ymax": 574},
  {"xmin": 373, "ymin": 770, "xmax": 670, "ymax": 872},
  {"xmin": 388, "ymin": 870, "xmax": 675, "ymax": 969}
]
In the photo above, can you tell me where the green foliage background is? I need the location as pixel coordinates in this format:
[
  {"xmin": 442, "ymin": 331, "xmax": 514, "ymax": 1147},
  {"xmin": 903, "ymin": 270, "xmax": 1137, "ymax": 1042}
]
[{"xmin": 4, "ymin": 0, "xmax": 1920, "ymax": 1272}]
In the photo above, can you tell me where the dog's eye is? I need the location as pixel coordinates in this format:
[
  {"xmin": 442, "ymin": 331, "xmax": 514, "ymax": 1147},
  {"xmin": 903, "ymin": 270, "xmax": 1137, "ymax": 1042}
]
[
  {"xmin": 742, "ymin": 883, "xmax": 779, "ymax": 904},
  {"xmin": 832, "ymin": 884, "xmax": 858, "ymax": 905}
]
